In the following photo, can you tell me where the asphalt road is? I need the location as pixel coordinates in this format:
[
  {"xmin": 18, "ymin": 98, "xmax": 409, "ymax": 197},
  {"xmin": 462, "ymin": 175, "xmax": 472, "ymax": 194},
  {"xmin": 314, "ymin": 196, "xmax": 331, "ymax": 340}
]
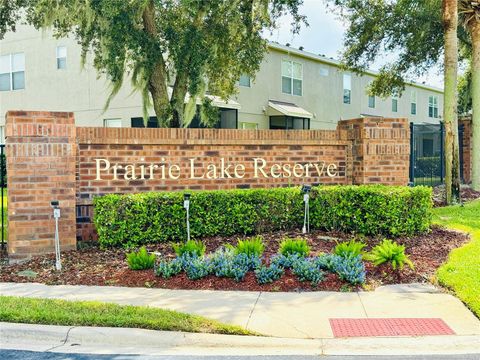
[{"xmin": 1, "ymin": 350, "xmax": 480, "ymax": 360}]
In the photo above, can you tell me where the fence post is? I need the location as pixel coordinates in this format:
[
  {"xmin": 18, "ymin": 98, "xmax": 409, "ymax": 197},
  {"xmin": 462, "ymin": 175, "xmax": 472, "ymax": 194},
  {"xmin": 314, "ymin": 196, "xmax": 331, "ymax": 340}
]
[{"xmin": 409, "ymin": 122, "xmax": 414, "ymax": 185}]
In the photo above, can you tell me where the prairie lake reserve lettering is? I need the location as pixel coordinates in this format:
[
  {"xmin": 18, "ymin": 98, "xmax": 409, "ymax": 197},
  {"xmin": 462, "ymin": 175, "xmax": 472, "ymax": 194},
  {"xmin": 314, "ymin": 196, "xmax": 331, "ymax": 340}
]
[{"xmin": 94, "ymin": 158, "xmax": 338, "ymax": 181}]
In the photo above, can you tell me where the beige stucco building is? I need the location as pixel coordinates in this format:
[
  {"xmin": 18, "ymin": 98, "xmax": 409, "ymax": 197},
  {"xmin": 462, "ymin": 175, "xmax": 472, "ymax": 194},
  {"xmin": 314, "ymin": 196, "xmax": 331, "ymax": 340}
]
[{"xmin": 0, "ymin": 24, "xmax": 444, "ymax": 138}]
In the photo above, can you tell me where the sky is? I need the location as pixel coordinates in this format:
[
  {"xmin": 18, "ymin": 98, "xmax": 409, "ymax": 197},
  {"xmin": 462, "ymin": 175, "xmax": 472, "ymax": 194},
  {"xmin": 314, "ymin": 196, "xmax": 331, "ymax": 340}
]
[{"xmin": 266, "ymin": 0, "xmax": 444, "ymax": 89}]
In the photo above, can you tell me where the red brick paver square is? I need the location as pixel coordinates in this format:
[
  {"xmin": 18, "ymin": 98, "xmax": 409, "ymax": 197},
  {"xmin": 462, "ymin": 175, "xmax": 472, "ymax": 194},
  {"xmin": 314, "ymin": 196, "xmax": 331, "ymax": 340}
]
[{"xmin": 329, "ymin": 318, "xmax": 455, "ymax": 337}]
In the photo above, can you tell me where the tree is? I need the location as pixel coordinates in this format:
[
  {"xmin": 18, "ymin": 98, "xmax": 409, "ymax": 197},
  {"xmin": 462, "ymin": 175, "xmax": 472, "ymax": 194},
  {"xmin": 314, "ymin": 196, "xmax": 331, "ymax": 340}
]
[
  {"xmin": 459, "ymin": 1, "xmax": 480, "ymax": 190},
  {"xmin": 1, "ymin": 0, "xmax": 306, "ymax": 128},
  {"xmin": 443, "ymin": 0, "xmax": 461, "ymax": 204},
  {"xmin": 326, "ymin": 0, "xmax": 462, "ymax": 204}
]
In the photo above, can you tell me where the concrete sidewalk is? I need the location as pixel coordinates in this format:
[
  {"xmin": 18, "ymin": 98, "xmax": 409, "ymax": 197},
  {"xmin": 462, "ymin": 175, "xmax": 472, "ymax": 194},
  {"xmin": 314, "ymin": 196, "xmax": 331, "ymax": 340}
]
[{"xmin": 1, "ymin": 282, "xmax": 480, "ymax": 340}]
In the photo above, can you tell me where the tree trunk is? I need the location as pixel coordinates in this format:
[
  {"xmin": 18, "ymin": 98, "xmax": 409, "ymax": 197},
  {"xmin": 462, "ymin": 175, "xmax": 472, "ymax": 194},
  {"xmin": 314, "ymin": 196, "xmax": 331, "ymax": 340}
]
[
  {"xmin": 171, "ymin": 72, "xmax": 189, "ymax": 128},
  {"xmin": 442, "ymin": 0, "xmax": 460, "ymax": 204},
  {"xmin": 470, "ymin": 21, "xmax": 480, "ymax": 190},
  {"xmin": 142, "ymin": 0, "xmax": 171, "ymax": 127}
]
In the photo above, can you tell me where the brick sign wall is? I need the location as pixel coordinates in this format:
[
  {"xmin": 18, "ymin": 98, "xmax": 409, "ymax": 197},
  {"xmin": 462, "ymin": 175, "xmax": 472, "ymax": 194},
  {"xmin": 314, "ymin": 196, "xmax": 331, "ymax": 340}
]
[{"xmin": 6, "ymin": 111, "xmax": 410, "ymax": 260}]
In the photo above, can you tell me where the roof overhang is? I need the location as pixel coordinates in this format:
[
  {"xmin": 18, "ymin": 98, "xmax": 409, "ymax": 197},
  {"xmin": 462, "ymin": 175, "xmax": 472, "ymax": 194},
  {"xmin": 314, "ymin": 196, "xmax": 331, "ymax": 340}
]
[
  {"xmin": 167, "ymin": 87, "xmax": 241, "ymax": 110},
  {"xmin": 268, "ymin": 100, "xmax": 313, "ymax": 119},
  {"xmin": 206, "ymin": 95, "xmax": 241, "ymax": 110}
]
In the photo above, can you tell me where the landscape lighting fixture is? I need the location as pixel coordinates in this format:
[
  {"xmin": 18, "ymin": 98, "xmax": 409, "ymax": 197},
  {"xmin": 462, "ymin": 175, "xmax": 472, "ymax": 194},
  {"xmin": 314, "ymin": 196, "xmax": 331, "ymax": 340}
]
[
  {"xmin": 301, "ymin": 185, "xmax": 311, "ymax": 234},
  {"xmin": 51, "ymin": 200, "xmax": 62, "ymax": 271},
  {"xmin": 183, "ymin": 193, "xmax": 191, "ymax": 241},
  {"xmin": 302, "ymin": 184, "xmax": 312, "ymax": 193}
]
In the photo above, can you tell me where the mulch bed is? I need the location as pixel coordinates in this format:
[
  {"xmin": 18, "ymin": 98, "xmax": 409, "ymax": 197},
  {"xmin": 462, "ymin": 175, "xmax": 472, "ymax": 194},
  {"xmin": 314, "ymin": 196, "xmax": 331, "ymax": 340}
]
[
  {"xmin": 0, "ymin": 225, "xmax": 470, "ymax": 292},
  {"xmin": 433, "ymin": 185, "xmax": 480, "ymax": 207}
]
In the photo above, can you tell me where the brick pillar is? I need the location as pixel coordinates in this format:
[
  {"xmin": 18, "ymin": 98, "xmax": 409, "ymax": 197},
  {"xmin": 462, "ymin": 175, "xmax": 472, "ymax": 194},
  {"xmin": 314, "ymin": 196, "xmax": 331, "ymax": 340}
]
[
  {"xmin": 337, "ymin": 117, "xmax": 410, "ymax": 185},
  {"xmin": 6, "ymin": 111, "xmax": 77, "ymax": 261},
  {"xmin": 459, "ymin": 117, "xmax": 472, "ymax": 184}
]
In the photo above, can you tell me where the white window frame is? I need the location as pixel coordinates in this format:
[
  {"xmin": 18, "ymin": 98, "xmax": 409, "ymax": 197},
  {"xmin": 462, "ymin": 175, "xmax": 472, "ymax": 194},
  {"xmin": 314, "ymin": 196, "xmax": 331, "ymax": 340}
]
[
  {"xmin": 319, "ymin": 67, "xmax": 329, "ymax": 77},
  {"xmin": 103, "ymin": 118, "xmax": 122, "ymax": 128},
  {"xmin": 0, "ymin": 126, "xmax": 4, "ymax": 145},
  {"xmin": 428, "ymin": 95, "xmax": 439, "ymax": 118},
  {"xmin": 281, "ymin": 60, "xmax": 303, "ymax": 96},
  {"xmin": 343, "ymin": 73, "xmax": 352, "ymax": 104},
  {"xmin": 239, "ymin": 74, "xmax": 251, "ymax": 87},
  {"xmin": 368, "ymin": 95, "xmax": 375, "ymax": 108},
  {"xmin": 0, "ymin": 53, "xmax": 25, "ymax": 91},
  {"xmin": 411, "ymin": 90, "xmax": 417, "ymax": 115},
  {"xmin": 56, "ymin": 46, "xmax": 67, "ymax": 70},
  {"xmin": 392, "ymin": 92, "xmax": 399, "ymax": 113}
]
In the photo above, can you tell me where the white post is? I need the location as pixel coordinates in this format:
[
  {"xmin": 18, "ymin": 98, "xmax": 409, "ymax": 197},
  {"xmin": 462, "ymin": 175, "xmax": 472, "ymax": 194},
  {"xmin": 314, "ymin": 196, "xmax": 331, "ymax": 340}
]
[
  {"xmin": 183, "ymin": 195, "xmax": 191, "ymax": 241},
  {"xmin": 52, "ymin": 202, "xmax": 62, "ymax": 271},
  {"xmin": 302, "ymin": 192, "xmax": 310, "ymax": 234}
]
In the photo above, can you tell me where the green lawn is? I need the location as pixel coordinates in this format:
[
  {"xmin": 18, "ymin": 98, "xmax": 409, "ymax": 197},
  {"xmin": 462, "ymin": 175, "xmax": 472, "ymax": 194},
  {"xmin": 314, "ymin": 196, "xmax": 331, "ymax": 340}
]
[
  {"xmin": 433, "ymin": 199, "xmax": 480, "ymax": 317},
  {"xmin": 0, "ymin": 296, "xmax": 255, "ymax": 336}
]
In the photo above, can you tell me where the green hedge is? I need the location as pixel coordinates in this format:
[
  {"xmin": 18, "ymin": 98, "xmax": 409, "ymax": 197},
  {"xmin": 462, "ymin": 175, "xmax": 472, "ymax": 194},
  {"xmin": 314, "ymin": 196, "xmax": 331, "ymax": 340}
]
[
  {"xmin": 416, "ymin": 156, "xmax": 441, "ymax": 177},
  {"xmin": 310, "ymin": 185, "xmax": 432, "ymax": 237},
  {"xmin": 93, "ymin": 185, "xmax": 432, "ymax": 247}
]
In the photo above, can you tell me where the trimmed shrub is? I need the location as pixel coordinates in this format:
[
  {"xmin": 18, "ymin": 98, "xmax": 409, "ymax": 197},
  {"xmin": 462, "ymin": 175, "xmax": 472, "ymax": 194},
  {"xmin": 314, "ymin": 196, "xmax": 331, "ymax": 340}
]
[
  {"xmin": 310, "ymin": 185, "xmax": 432, "ymax": 237},
  {"xmin": 94, "ymin": 185, "xmax": 432, "ymax": 247},
  {"xmin": 279, "ymin": 238, "xmax": 310, "ymax": 257},
  {"xmin": 94, "ymin": 188, "xmax": 303, "ymax": 248},
  {"xmin": 126, "ymin": 247, "xmax": 156, "ymax": 270},
  {"xmin": 416, "ymin": 157, "xmax": 441, "ymax": 177}
]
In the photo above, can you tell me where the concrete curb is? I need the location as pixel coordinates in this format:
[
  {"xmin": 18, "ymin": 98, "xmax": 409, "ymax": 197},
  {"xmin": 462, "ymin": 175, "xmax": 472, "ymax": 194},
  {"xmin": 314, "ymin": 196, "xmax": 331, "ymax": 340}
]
[{"xmin": 1, "ymin": 322, "xmax": 479, "ymax": 356}]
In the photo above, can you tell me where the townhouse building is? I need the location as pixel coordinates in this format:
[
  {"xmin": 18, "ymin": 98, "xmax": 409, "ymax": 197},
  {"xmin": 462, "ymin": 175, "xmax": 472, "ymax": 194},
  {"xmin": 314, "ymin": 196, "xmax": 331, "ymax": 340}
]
[{"xmin": 0, "ymin": 25, "xmax": 444, "ymax": 143}]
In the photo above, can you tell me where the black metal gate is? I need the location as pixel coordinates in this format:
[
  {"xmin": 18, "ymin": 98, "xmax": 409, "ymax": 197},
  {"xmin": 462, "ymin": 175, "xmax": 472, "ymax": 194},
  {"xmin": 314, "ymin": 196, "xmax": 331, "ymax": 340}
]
[
  {"xmin": 409, "ymin": 123, "xmax": 464, "ymax": 186},
  {"xmin": 1, "ymin": 144, "xmax": 6, "ymax": 252}
]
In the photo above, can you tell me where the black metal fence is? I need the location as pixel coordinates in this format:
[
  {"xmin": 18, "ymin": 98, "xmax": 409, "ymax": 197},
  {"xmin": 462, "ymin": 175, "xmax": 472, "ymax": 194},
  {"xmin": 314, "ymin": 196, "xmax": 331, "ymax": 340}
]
[
  {"xmin": 409, "ymin": 123, "xmax": 464, "ymax": 187},
  {"xmin": 1, "ymin": 144, "xmax": 6, "ymax": 251}
]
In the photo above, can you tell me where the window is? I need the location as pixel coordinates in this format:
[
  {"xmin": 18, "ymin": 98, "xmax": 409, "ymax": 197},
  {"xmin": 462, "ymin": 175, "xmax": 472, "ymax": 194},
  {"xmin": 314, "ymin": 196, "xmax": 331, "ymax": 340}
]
[
  {"xmin": 104, "ymin": 119, "xmax": 122, "ymax": 127},
  {"xmin": 428, "ymin": 95, "xmax": 439, "ymax": 118},
  {"xmin": 282, "ymin": 60, "xmax": 303, "ymax": 96},
  {"xmin": 411, "ymin": 91, "xmax": 417, "ymax": 115},
  {"xmin": 239, "ymin": 74, "xmax": 251, "ymax": 87},
  {"xmin": 219, "ymin": 108, "xmax": 238, "ymax": 129},
  {"xmin": 392, "ymin": 93, "xmax": 398, "ymax": 112},
  {"xmin": 368, "ymin": 95, "xmax": 375, "ymax": 108},
  {"xmin": 269, "ymin": 116, "xmax": 310, "ymax": 130},
  {"xmin": 0, "ymin": 53, "xmax": 25, "ymax": 91},
  {"xmin": 240, "ymin": 122, "xmax": 258, "ymax": 130},
  {"xmin": 131, "ymin": 117, "xmax": 159, "ymax": 128},
  {"xmin": 319, "ymin": 67, "xmax": 329, "ymax": 77},
  {"xmin": 422, "ymin": 138, "xmax": 434, "ymax": 157},
  {"xmin": 188, "ymin": 107, "xmax": 237, "ymax": 129},
  {"xmin": 343, "ymin": 74, "xmax": 351, "ymax": 104},
  {"xmin": 0, "ymin": 126, "xmax": 4, "ymax": 145},
  {"xmin": 56, "ymin": 46, "xmax": 67, "ymax": 69}
]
